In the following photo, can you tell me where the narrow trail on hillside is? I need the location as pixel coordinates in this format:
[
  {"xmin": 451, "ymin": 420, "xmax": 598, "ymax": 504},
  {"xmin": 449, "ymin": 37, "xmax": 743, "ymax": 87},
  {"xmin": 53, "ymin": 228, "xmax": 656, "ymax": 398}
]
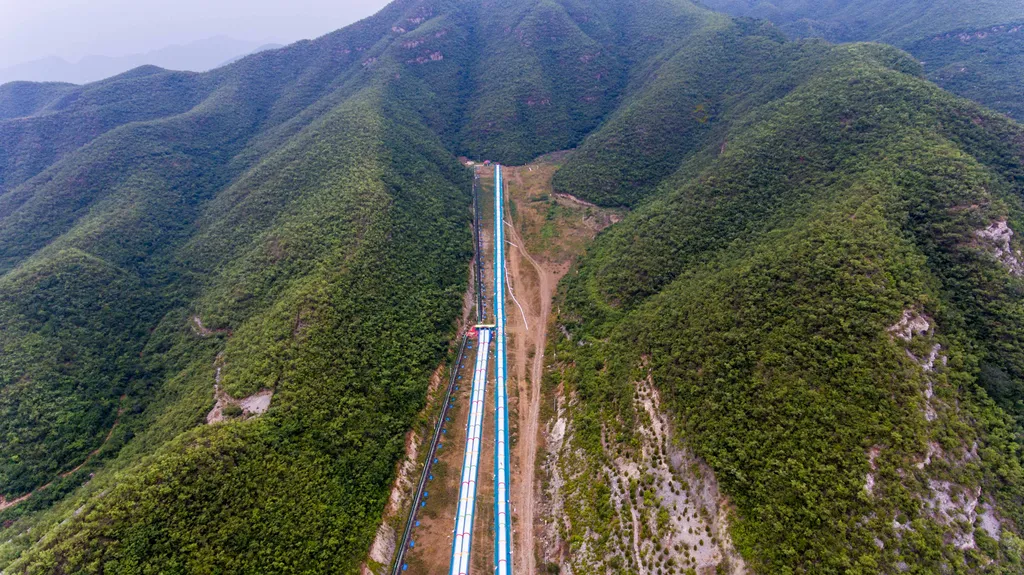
[
  {"xmin": 0, "ymin": 397, "xmax": 126, "ymax": 512},
  {"xmin": 503, "ymin": 171, "xmax": 559, "ymax": 575}
]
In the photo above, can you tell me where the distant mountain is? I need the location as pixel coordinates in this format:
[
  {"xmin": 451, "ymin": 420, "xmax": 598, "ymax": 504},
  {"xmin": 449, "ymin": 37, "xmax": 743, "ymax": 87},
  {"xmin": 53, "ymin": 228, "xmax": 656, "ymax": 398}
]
[
  {"xmin": 701, "ymin": 0, "xmax": 1024, "ymax": 120},
  {"xmin": 219, "ymin": 43, "xmax": 285, "ymax": 67},
  {"xmin": 0, "ymin": 37, "xmax": 281, "ymax": 86},
  {"xmin": 701, "ymin": 0, "xmax": 1023, "ymax": 44}
]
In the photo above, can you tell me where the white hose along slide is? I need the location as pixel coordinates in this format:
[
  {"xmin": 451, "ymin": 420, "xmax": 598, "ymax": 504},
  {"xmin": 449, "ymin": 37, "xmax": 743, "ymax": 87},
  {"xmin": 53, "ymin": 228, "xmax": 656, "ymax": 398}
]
[{"xmin": 449, "ymin": 328, "xmax": 491, "ymax": 575}]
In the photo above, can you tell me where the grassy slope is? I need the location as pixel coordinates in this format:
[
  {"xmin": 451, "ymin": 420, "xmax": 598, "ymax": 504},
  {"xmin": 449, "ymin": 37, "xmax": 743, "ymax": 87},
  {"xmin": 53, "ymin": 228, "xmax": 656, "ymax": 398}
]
[
  {"xmin": 553, "ymin": 42, "xmax": 1024, "ymax": 573},
  {"xmin": 0, "ymin": 71, "xmax": 215, "ymax": 196},
  {"xmin": 451, "ymin": 0, "xmax": 712, "ymax": 164},
  {"xmin": 0, "ymin": 0, "xmax": 472, "ymax": 571},
  {"xmin": 0, "ymin": 0, "xmax": 735, "ymax": 510},
  {"xmin": 553, "ymin": 20, "xmax": 926, "ymax": 208},
  {"xmin": 551, "ymin": 17, "xmax": 810, "ymax": 207},
  {"xmin": 0, "ymin": 82, "xmax": 76, "ymax": 121},
  {"xmin": 0, "ymin": 25, "xmax": 378, "ymax": 505},
  {"xmin": 3, "ymin": 84, "xmax": 473, "ymax": 574}
]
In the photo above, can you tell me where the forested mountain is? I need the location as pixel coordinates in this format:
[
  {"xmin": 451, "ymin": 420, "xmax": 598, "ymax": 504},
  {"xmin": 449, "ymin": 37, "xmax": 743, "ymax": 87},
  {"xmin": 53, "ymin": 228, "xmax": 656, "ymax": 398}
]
[
  {"xmin": 701, "ymin": 0, "xmax": 1022, "ymax": 43},
  {"xmin": 1, "ymin": 0, "xmax": 1023, "ymax": 573},
  {"xmin": 551, "ymin": 40, "xmax": 1024, "ymax": 573},
  {"xmin": 700, "ymin": 0, "xmax": 1024, "ymax": 120}
]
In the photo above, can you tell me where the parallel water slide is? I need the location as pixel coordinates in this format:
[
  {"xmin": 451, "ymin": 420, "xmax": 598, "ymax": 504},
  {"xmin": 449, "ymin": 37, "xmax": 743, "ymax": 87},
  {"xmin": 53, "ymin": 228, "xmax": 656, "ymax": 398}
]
[
  {"xmin": 450, "ymin": 328, "xmax": 492, "ymax": 574},
  {"xmin": 448, "ymin": 165, "xmax": 514, "ymax": 574}
]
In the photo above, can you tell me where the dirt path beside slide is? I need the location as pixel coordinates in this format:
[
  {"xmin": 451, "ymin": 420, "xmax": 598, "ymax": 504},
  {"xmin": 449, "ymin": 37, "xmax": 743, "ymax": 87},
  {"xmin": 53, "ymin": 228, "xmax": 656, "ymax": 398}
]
[
  {"xmin": 402, "ymin": 344, "xmax": 476, "ymax": 573},
  {"xmin": 506, "ymin": 218, "xmax": 554, "ymax": 575}
]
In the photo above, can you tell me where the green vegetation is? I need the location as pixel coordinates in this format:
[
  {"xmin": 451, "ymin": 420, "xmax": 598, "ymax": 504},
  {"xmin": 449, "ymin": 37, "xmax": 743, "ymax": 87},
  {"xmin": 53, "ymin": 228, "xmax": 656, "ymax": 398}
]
[
  {"xmin": 909, "ymin": 25, "xmax": 1024, "ymax": 122},
  {"xmin": 0, "ymin": 77, "xmax": 472, "ymax": 571},
  {"xmin": 0, "ymin": 250, "xmax": 149, "ymax": 497},
  {"xmin": 0, "ymin": 82, "xmax": 75, "ymax": 121},
  {"xmin": 552, "ymin": 20, "xmax": 841, "ymax": 207},
  {"xmin": 2, "ymin": 0, "xmax": 1024, "ymax": 572},
  {"xmin": 702, "ymin": 0, "xmax": 1024, "ymax": 122},
  {"xmin": 701, "ymin": 0, "xmax": 1024, "ymax": 45},
  {"xmin": 552, "ymin": 41, "xmax": 1024, "ymax": 573},
  {"xmin": 401, "ymin": 0, "xmax": 723, "ymax": 164},
  {"xmin": 0, "ymin": 0, "xmax": 477, "ymax": 569}
]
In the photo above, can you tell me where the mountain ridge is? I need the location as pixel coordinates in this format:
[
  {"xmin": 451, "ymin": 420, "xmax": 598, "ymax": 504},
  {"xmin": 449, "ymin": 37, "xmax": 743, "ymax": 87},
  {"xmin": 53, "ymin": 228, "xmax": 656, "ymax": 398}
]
[{"xmin": 700, "ymin": 0, "xmax": 1024, "ymax": 122}]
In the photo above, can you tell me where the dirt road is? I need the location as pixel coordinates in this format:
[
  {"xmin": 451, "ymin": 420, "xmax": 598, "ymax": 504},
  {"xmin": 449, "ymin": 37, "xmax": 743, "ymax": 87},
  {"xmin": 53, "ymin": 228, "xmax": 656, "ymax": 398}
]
[{"xmin": 505, "ymin": 215, "xmax": 555, "ymax": 575}]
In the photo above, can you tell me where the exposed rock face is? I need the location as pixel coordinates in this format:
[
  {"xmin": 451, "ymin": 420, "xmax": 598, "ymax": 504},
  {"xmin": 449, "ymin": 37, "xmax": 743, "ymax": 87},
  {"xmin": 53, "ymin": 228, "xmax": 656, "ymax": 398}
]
[
  {"xmin": 975, "ymin": 219, "xmax": 1024, "ymax": 276},
  {"xmin": 979, "ymin": 503, "xmax": 1002, "ymax": 541},
  {"xmin": 919, "ymin": 343, "xmax": 944, "ymax": 372},
  {"xmin": 926, "ymin": 481, "xmax": 983, "ymax": 550},
  {"xmin": 888, "ymin": 309, "xmax": 931, "ymax": 341},
  {"xmin": 882, "ymin": 307, "xmax": 1008, "ymax": 554},
  {"xmin": 368, "ymin": 522, "xmax": 397, "ymax": 568},
  {"xmin": 865, "ymin": 446, "xmax": 882, "ymax": 496},
  {"xmin": 207, "ymin": 384, "xmax": 274, "ymax": 424},
  {"xmin": 889, "ymin": 310, "xmax": 947, "ymax": 425},
  {"xmin": 543, "ymin": 378, "xmax": 746, "ymax": 574}
]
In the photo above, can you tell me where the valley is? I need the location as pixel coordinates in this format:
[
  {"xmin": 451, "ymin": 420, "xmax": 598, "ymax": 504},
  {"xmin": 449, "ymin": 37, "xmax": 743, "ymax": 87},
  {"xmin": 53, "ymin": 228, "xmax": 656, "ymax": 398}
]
[{"xmin": 387, "ymin": 157, "xmax": 621, "ymax": 573}]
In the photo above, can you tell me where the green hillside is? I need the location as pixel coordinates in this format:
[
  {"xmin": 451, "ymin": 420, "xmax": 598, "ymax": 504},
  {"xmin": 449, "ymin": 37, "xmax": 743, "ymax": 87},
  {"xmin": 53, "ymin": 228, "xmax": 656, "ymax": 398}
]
[
  {"xmin": 909, "ymin": 24, "xmax": 1024, "ymax": 122},
  {"xmin": 701, "ymin": 0, "xmax": 1023, "ymax": 44},
  {"xmin": 2, "ymin": 85, "xmax": 474, "ymax": 572},
  {"xmin": 552, "ymin": 41, "xmax": 1024, "ymax": 574},
  {"xmin": 0, "ymin": 82, "xmax": 76, "ymax": 121},
  {"xmin": 1, "ymin": 0, "xmax": 1024, "ymax": 573},
  {"xmin": 701, "ymin": 0, "xmax": 1024, "ymax": 122}
]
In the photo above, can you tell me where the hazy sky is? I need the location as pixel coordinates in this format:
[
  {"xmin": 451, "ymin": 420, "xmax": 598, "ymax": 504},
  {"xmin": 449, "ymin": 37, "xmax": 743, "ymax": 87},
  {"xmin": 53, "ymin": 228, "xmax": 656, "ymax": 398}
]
[{"xmin": 0, "ymin": 0, "xmax": 392, "ymax": 68}]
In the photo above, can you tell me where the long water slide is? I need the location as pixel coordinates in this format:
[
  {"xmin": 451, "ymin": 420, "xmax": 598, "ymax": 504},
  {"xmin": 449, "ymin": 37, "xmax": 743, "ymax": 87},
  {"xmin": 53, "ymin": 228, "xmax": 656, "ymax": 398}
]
[
  {"xmin": 493, "ymin": 165, "xmax": 513, "ymax": 575},
  {"xmin": 449, "ymin": 328, "xmax": 492, "ymax": 575},
  {"xmin": 448, "ymin": 163, "xmax": 514, "ymax": 574}
]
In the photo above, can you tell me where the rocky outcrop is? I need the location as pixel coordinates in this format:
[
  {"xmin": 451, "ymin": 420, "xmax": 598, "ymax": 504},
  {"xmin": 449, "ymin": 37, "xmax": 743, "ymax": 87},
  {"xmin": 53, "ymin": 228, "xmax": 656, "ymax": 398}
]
[
  {"xmin": 975, "ymin": 219, "xmax": 1024, "ymax": 276},
  {"xmin": 543, "ymin": 377, "xmax": 746, "ymax": 574}
]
